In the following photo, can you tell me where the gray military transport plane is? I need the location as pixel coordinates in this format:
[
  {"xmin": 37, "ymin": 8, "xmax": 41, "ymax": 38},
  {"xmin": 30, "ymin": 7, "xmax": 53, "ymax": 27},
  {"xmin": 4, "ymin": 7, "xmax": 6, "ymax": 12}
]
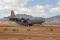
[{"xmin": 7, "ymin": 10, "xmax": 45, "ymax": 26}]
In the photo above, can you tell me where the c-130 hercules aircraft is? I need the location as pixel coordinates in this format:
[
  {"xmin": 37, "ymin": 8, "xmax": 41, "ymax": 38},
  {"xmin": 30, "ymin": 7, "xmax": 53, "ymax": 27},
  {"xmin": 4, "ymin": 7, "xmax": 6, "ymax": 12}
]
[{"xmin": 9, "ymin": 10, "xmax": 45, "ymax": 26}]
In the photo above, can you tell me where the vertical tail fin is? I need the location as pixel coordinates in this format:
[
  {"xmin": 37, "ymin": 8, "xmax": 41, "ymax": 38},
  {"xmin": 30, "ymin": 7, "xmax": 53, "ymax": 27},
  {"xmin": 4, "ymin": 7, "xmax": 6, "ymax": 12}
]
[{"xmin": 10, "ymin": 10, "xmax": 16, "ymax": 18}]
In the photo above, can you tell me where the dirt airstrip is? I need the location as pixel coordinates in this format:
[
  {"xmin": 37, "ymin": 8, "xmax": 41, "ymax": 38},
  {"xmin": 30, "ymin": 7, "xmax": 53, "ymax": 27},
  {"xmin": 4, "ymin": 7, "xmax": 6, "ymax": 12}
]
[{"xmin": 0, "ymin": 22, "xmax": 60, "ymax": 40}]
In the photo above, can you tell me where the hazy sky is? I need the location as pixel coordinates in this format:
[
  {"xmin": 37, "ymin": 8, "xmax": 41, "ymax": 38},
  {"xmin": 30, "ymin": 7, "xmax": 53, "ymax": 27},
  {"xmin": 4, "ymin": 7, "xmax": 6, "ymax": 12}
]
[{"xmin": 0, "ymin": 0, "xmax": 60, "ymax": 18}]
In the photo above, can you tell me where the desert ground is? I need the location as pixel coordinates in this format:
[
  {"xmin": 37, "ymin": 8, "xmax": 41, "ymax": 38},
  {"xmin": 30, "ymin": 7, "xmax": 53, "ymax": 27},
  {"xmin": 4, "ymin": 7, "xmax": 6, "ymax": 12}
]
[{"xmin": 0, "ymin": 22, "xmax": 60, "ymax": 40}]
